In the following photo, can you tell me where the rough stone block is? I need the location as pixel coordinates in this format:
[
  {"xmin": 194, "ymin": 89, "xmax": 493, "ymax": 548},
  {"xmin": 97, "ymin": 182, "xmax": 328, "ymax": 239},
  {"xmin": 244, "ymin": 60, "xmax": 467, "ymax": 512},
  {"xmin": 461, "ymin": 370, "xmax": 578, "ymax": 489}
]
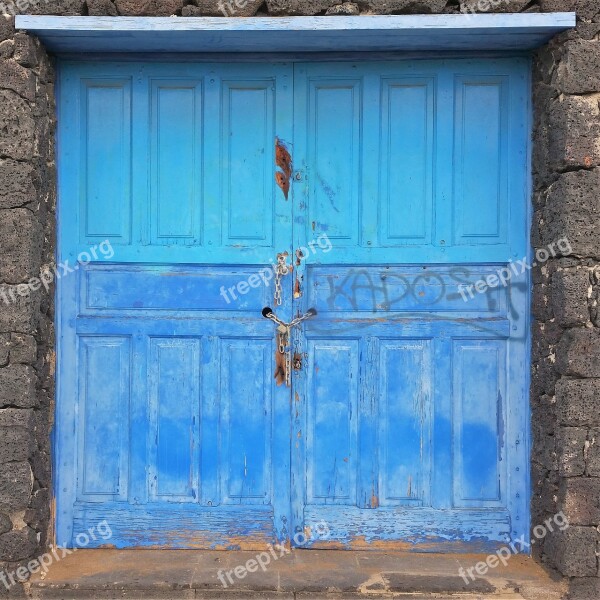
[
  {"xmin": 532, "ymin": 320, "xmax": 562, "ymax": 362},
  {"xmin": 115, "ymin": 0, "xmax": 184, "ymax": 16},
  {"xmin": 13, "ymin": 33, "xmax": 41, "ymax": 68},
  {"xmin": 557, "ymin": 427, "xmax": 587, "ymax": 476},
  {"xmin": 0, "ymin": 39, "xmax": 13, "ymax": 59},
  {"xmin": 0, "ymin": 427, "xmax": 33, "ymax": 463},
  {"xmin": 0, "ymin": 288, "xmax": 39, "ymax": 335},
  {"xmin": 532, "ymin": 468, "xmax": 560, "ymax": 519},
  {"xmin": 0, "ymin": 513, "xmax": 10, "ymax": 536},
  {"xmin": 556, "ymin": 379, "xmax": 600, "ymax": 427},
  {"xmin": 532, "ymin": 282, "xmax": 552, "ymax": 321},
  {"xmin": 532, "ymin": 428, "xmax": 557, "ymax": 471},
  {"xmin": 531, "ymin": 355, "xmax": 558, "ymax": 398},
  {"xmin": 548, "ymin": 95, "xmax": 600, "ymax": 171},
  {"xmin": 366, "ymin": 0, "xmax": 448, "ymax": 14},
  {"xmin": 0, "ymin": 59, "xmax": 35, "ymax": 102},
  {"xmin": 460, "ymin": 0, "xmax": 529, "ymax": 13},
  {"xmin": 25, "ymin": 489, "xmax": 50, "ymax": 533},
  {"xmin": 0, "ymin": 335, "xmax": 8, "ymax": 366},
  {"xmin": 0, "ymin": 90, "xmax": 34, "ymax": 161},
  {"xmin": 557, "ymin": 40, "xmax": 600, "ymax": 95},
  {"xmin": 586, "ymin": 428, "xmax": 600, "ymax": 477},
  {"xmin": 24, "ymin": 0, "xmax": 85, "ymax": 15},
  {"xmin": 184, "ymin": 0, "xmax": 263, "ymax": 16},
  {"xmin": 0, "ymin": 408, "xmax": 35, "ymax": 430},
  {"xmin": 326, "ymin": 2, "xmax": 359, "ymax": 14},
  {"xmin": 539, "ymin": 0, "xmax": 600, "ymax": 21},
  {"xmin": 87, "ymin": 0, "xmax": 118, "ymax": 15},
  {"xmin": 265, "ymin": 0, "xmax": 338, "ymax": 14},
  {"xmin": 0, "ymin": 529, "xmax": 37, "ymax": 562},
  {"xmin": 567, "ymin": 577, "xmax": 600, "ymax": 600},
  {"xmin": 0, "ymin": 159, "xmax": 37, "ymax": 210},
  {"xmin": 551, "ymin": 269, "xmax": 591, "ymax": 327},
  {"xmin": 541, "ymin": 169, "xmax": 600, "ymax": 260},
  {"xmin": 0, "ymin": 462, "xmax": 32, "ymax": 511},
  {"xmin": 0, "ymin": 365, "xmax": 37, "ymax": 409},
  {"xmin": 561, "ymin": 477, "xmax": 600, "ymax": 526},
  {"xmin": 557, "ymin": 329, "xmax": 600, "ymax": 378},
  {"xmin": 545, "ymin": 526, "xmax": 598, "ymax": 577},
  {"xmin": 0, "ymin": 16, "xmax": 14, "ymax": 43},
  {"xmin": 0, "ymin": 209, "xmax": 44, "ymax": 284},
  {"xmin": 533, "ymin": 394, "xmax": 558, "ymax": 437},
  {"xmin": 9, "ymin": 334, "xmax": 36, "ymax": 365}
]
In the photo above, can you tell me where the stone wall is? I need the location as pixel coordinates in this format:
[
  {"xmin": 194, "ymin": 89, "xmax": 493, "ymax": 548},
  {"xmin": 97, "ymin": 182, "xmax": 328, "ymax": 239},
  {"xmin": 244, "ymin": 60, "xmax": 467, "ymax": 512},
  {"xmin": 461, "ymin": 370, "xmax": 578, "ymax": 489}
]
[
  {"xmin": 0, "ymin": 12, "xmax": 54, "ymax": 599},
  {"xmin": 0, "ymin": 1, "xmax": 598, "ymax": 599},
  {"xmin": 531, "ymin": 12, "xmax": 600, "ymax": 598}
]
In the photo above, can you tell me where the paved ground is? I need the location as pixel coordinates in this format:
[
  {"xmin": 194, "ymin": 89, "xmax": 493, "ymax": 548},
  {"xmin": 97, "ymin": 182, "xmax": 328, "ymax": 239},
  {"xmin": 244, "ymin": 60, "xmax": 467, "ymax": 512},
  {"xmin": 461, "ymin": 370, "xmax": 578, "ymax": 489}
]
[{"xmin": 25, "ymin": 549, "xmax": 567, "ymax": 599}]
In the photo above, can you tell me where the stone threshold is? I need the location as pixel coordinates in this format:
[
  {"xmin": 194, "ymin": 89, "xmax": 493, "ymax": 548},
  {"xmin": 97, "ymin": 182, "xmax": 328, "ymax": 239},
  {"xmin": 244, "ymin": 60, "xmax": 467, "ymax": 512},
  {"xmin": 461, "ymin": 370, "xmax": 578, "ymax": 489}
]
[{"xmin": 23, "ymin": 549, "xmax": 567, "ymax": 599}]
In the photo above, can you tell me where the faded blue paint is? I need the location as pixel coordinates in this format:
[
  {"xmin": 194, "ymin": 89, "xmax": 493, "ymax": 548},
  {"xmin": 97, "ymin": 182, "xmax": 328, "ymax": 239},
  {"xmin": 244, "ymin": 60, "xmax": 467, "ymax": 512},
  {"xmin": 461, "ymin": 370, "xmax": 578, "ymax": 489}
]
[
  {"xmin": 56, "ymin": 59, "xmax": 530, "ymax": 551},
  {"xmin": 16, "ymin": 14, "xmax": 575, "ymax": 54}
]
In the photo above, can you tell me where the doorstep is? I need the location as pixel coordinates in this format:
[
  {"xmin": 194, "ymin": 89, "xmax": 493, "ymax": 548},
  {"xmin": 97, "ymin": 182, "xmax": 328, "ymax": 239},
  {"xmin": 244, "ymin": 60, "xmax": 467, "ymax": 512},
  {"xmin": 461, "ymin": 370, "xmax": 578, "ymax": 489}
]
[{"xmin": 24, "ymin": 549, "xmax": 566, "ymax": 600}]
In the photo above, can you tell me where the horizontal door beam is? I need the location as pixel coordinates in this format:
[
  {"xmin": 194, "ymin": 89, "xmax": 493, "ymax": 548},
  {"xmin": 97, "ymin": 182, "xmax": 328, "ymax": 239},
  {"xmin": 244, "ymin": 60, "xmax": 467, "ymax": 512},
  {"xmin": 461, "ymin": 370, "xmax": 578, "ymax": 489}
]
[{"xmin": 15, "ymin": 14, "xmax": 575, "ymax": 54}]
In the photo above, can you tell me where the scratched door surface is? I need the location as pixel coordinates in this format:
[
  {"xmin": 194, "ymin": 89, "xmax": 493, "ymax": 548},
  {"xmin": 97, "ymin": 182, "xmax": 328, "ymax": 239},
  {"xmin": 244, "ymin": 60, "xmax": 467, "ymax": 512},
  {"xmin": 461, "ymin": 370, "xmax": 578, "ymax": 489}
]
[
  {"xmin": 57, "ymin": 58, "xmax": 530, "ymax": 551},
  {"xmin": 291, "ymin": 59, "xmax": 531, "ymax": 551},
  {"xmin": 57, "ymin": 62, "xmax": 295, "ymax": 548}
]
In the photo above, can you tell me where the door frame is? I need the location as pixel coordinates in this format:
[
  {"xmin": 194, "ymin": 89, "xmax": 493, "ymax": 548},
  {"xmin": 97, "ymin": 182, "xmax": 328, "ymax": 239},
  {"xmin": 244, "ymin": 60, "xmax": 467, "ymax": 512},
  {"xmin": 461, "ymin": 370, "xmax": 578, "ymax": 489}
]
[
  {"xmin": 54, "ymin": 54, "xmax": 534, "ymax": 551},
  {"xmin": 35, "ymin": 13, "xmax": 574, "ymax": 542}
]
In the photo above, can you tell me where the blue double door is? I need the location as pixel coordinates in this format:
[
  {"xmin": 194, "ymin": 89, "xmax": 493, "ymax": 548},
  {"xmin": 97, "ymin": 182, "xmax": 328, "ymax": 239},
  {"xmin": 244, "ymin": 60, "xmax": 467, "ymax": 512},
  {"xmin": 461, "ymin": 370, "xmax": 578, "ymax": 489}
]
[{"xmin": 57, "ymin": 59, "xmax": 530, "ymax": 550}]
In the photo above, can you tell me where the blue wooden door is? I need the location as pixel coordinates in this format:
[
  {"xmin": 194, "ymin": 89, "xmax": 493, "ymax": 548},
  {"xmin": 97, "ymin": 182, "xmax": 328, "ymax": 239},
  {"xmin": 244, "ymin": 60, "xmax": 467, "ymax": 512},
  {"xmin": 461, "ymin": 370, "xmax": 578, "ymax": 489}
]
[
  {"xmin": 290, "ymin": 59, "xmax": 530, "ymax": 551},
  {"xmin": 57, "ymin": 58, "xmax": 530, "ymax": 551},
  {"xmin": 57, "ymin": 62, "xmax": 296, "ymax": 549}
]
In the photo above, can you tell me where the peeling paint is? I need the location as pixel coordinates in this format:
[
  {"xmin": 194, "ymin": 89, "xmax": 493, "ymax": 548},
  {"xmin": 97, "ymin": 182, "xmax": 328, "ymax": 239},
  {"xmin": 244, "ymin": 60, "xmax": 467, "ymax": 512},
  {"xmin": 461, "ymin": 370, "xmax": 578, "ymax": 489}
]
[
  {"xmin": 275, "ymin": 137, "xmax": 292, "ymax": 200},
  {"xmin": 274, "ymin": 347, "xmax": 286, "ymax": 387}
]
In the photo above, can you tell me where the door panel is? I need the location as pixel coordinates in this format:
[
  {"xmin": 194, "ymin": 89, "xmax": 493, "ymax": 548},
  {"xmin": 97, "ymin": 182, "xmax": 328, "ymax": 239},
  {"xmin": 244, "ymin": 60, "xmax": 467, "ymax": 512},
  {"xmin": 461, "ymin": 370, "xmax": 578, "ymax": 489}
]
[
  {"xmin": 60, "ymin": 63, "xmax": 294, "ymax": 264},
  {"xmin": 57, "ymin": 62, "xmax": 295, "ymax": 549},
  {"xmin": 292, "ymin": 59, "xmax": 530, "ymax": 551},
  {"xmin": 150, "ymin": 81, "xmax": 203, "ymax": 245},
  {"xmin": 454, "ymin": 76, "xmax": 509, "ymax": 245},
  {"xmin": 379, "ymin": 339, "xmax": 432, "ymax": 507},
  {"xmin": 452, "ymin": 339, "xmax": 507, "ymax": 507},
  {"xmin": 78, "ymin": 336, "xmax": 130, "ymax": 501},
  {"xmin": 81, "ymin": 80, "xmax": 132, "ymax": 244},
  {"xmin": 148, "ymin": 338, "xmax": 201, "ymax": 502},
  {"xmin": 306, "ymin": 340, "xmax": 360, "ymax": 505},
  {"xmin": 380, "ymin": 78, "xmax": 434, "ymax": 245}
]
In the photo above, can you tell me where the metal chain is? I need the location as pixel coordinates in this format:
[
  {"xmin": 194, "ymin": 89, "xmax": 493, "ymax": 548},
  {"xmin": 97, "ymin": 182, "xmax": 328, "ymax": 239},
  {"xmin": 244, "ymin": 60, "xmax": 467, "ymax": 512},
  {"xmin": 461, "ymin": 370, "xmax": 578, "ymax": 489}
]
[
  {"xmin": 264, "ymin": 308, "xmax": 317, "ymax": 388},
  {"xmin": 278, "ymin": 329, "xmax": 287, "ymax": 355},
  {"xmin": 274, "ymin": 254, "xmax": 290, "ymax": 306},
  {"xmin": 285, "ymin": 343, "xmax": 292, "ymax": 387},
  {"xmin": 275, "ymin": 328, "xmax": 291, "ymax": 387}
]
